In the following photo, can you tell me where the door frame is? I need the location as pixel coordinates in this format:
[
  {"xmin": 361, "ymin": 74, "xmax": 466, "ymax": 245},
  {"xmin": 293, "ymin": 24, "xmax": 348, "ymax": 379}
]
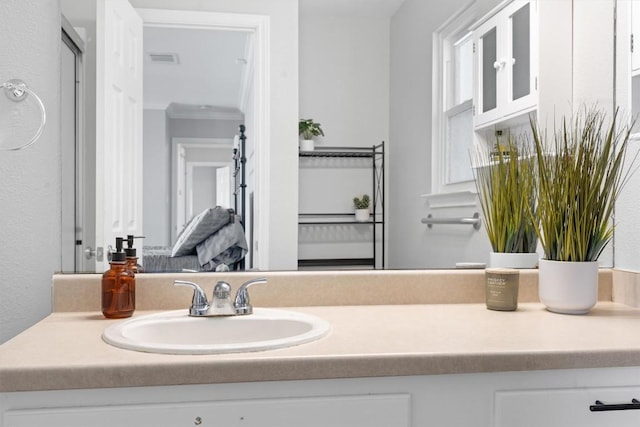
[
  {"xmin": 138, "ymin": 8, "xmax": 270, "ymax": 266},
  {"xmin": 61, "ymin": 15, "xmax": 85, "ymax": 272},
  {"xmin": 185, "ymin": 161, "xmax": 234, "ymax": 220},
  {"xmin": 172, "ymin": 138, "xmax": 233, "ymax": 242}
]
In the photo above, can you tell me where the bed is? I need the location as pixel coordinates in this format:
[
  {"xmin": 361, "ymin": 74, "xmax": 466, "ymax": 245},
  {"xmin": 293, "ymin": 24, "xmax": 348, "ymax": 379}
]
[{"xmin": 142, "ymin": 207, "xmax": 248, "ymax": 273}]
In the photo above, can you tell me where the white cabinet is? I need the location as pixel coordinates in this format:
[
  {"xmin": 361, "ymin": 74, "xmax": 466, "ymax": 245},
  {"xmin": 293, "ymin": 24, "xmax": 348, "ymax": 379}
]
[
  {"xmin": 3, "ymin": 368, "xmax": 640, "ymax": 427},
  {"xmin": 473, "ymin": 0, "xmax": 537, "ymax": 128},
  {"xmin": 496, "ymin": 386, "xmax": 640, "ymax": 427},
  {"xmin": 3, "ymin": 393, "xmax": 410, "ymax": 427}
]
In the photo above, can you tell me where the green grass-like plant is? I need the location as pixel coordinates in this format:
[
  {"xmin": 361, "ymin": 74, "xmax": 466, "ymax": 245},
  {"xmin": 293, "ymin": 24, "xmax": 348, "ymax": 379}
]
[
  {"xmin": 473, "ymin": 135, "xmax": 538, "ymax": 253},
  {"xmin": 530, "ymin": 106, "xmax": 638, "ymax": 262}
]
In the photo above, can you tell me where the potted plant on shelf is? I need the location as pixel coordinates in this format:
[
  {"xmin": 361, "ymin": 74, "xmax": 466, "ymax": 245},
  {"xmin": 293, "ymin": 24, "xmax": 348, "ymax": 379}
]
[
  {"xmin": 473, "ymin": 134, "xmax": 539, "ymax": 269},
  {"xmin": 530, "ymin": 106, "xmax": 638, "ymax": 314},
  {"xmin": 299, "ymin": 118, "xmax": 324, "ymax": 151},
  {"xmin": 353, "ymin": 194, "xmax": 370, "ymax": 222}
]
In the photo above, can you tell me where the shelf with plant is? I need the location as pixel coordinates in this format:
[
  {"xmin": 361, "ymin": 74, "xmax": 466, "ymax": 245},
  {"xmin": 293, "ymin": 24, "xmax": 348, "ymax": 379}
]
[
  {"xmin": 473, "ymin": 134, "xmax": 538, "ymax": 268},
  {"xmin": 298, "ymin": 119, "xmax": 324, "ymax": 151},
  {"xmin": 353, "ymin": 194, "xmax": 370, "ymax": 222}
]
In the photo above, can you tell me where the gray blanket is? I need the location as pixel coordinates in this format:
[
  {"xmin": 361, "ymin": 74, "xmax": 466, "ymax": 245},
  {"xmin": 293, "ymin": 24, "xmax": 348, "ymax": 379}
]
[{"xmin": 143, "ymin": 221, "xmax": 248, "ymax": 273}]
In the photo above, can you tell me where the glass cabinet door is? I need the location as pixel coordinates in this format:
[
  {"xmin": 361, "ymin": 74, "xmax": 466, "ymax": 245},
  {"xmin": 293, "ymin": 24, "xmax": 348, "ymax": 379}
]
[
  {"xmin": 510, "ymin": 2, "xmax": 530, "ymax": 101},
  {"xmin": 504, "ymin": 0, "xmax": 537, "ymax": 117},
  {"xmin": 473, "ymin": 0, "xmax": 537, "ymax": 128},
  {"xmin": 481, "ymin": 26, "xmax": 498, "ymax": 114}
]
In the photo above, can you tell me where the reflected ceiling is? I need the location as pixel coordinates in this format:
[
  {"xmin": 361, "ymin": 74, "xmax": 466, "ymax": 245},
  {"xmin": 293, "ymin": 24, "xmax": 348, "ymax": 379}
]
[{"xmin": 143, "ymin": 26, "xmax": 250, "ymax": 112}]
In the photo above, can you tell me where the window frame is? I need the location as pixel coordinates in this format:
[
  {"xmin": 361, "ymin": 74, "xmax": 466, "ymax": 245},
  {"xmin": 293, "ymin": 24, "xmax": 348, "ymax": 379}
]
[{"xmin": 431, "ymin": 2, "xmax": 478, "ymax": 198}]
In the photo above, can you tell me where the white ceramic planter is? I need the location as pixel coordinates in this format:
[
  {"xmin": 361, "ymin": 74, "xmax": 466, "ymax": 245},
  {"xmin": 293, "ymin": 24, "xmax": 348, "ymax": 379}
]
[
  {"xmin": 354, "ymin": 209, "xmax": 370, "ymax": 222},
  {"xmin": 489, "ymin": 252, "xmax": 539, "ymax": 269},
  {"xmin": 300, "ymin": 139, "xmax": 315, "ymax": 151},
  {"xmin": 538, "ymin": 259, "xmax": 599, "ymax": 314}
]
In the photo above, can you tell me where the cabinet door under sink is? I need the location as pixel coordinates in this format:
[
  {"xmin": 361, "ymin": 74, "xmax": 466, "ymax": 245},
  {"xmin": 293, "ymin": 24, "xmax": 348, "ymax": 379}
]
[{"xmin": 4, "ymin": 394, "xmax": 410, "ymax": 427}]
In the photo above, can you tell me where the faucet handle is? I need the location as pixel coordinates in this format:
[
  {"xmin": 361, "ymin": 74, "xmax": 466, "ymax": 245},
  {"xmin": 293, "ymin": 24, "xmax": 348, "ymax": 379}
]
[
  {"xmin": 174, "ymin": 280, "xmax": 209, "ymax": 316},
  {"xmin": 234, "ymin": 277, "xmax": 268, "ymax": 315}
]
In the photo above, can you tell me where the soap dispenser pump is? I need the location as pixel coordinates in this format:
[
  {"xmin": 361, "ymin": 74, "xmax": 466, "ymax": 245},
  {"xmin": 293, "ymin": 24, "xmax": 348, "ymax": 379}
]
[
  {"xmin": 102, "ymin": 237, "xmax": 135, "ymax": 319},
  {"xmin": 124, "ymin": 234, "xmax": 144, "ymax": 274}
]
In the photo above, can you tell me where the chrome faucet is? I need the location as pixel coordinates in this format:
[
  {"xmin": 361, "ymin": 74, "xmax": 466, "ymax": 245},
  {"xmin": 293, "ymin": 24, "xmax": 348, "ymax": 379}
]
[{"xmin": 174, "ymin": 278, "xmax": 267, "ymax": 317}]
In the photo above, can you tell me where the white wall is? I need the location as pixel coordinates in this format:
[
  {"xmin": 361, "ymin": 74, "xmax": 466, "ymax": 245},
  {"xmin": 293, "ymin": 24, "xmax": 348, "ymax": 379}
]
[
  {"xmin": 299, "ymin": 13, "xmax": 389, "ymax": 147},
  {"xmin": 298, "ymin": 12, "xmax": 389, "ymax": 267},
  {"xmin": 389, "ymin": 0, "xmax": 493, "ymax": 268},
  {"xmin": 143, "ymin": 109, "xmax": 169, "ymax": 246},
  {"xmin": 0, "ymin": 0, "xmax": 61, "ymax": 343}
]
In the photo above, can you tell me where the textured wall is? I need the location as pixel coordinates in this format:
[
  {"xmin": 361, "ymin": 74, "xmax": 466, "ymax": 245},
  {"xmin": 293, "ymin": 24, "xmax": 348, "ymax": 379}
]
[{"xmin": 0, "ymin": 0, "xmax": 61, "ymax": 343}]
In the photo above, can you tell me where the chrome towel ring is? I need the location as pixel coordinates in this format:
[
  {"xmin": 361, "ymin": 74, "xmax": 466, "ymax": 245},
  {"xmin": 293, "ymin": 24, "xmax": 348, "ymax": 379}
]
[{"xmin": 0, "ymin": 79, "xmax": 46, "ymax": 151}]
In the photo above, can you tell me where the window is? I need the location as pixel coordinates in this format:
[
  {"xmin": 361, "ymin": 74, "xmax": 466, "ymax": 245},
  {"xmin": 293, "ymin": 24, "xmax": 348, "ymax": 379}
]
[
  {"xmin": 444, "ymin": 32, "xmax": 474, "ymax": 184},
  {"xmin": 431, "ymin": 5, "xmax": 477, "ymax": 197}
]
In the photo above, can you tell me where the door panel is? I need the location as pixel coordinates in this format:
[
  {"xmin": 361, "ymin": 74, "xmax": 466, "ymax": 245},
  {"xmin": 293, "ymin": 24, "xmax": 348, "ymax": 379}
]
[{"xmin": 96, "ymin": 0, "xmax": 143, "ymax": 270}]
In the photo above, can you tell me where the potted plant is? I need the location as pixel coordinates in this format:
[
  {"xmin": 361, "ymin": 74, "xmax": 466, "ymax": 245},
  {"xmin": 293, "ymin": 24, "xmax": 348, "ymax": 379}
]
[
  {"xmin": 299, "ymin": 119, "xmax": 324, "ymax": 151},
  {"xmin": 353, "ymin": 194, "xmax": 370, "ymax": 222},
  {"xmin": 473, "ymin": 134, "xmax": 539, "ymax": 269},
  {"xmin": 530, "ymin": 106, "xmax": 637, "ymax": 314}
]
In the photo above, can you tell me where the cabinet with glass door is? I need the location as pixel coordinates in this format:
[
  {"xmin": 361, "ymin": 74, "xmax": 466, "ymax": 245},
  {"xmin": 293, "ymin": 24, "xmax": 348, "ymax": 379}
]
[{"xmin": 473, "ymin": 0, "xmax": 538, "ymax": 129}]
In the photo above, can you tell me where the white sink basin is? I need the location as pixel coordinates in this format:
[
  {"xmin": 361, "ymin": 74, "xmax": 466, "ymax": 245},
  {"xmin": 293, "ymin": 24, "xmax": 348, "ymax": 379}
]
[{"xmin": 102, "ymin": 308, "xmax": 331, "ymax": 355}]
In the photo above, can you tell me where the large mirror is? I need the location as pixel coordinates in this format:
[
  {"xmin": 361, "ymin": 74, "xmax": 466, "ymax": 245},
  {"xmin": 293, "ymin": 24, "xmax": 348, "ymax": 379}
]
[{"xmin": 59, "ymin": 0, "xmax": 624, "ymax": 274}]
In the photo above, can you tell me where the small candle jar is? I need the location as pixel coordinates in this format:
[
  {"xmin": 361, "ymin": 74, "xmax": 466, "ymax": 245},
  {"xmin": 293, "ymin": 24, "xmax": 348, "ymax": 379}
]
[{"xmin": 485, "ymin": 268, "xmax": 519, "ymax": 311}]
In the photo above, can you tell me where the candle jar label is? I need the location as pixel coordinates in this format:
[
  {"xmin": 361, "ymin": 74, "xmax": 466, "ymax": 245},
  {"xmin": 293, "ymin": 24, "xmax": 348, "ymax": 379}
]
[{"xmin": 485, "ymin": 268, "xmax": 519, "ymax": 311}]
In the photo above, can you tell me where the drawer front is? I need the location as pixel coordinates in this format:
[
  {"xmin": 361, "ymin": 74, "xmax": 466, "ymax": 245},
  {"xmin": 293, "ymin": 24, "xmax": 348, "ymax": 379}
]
[
  {"xmin": 4, "ymin": 393, "xmax": 410, "ymax": 427},
  {"xmin": 495, "ymin": 386, "xmax": 640, "ymax": 427}
]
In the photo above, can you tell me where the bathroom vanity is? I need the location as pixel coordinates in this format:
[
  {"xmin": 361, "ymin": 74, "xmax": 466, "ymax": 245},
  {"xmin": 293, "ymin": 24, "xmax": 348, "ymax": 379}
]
[{"xmin": 2, "ymin": 270, "xmax": 640, "ymax": 426}]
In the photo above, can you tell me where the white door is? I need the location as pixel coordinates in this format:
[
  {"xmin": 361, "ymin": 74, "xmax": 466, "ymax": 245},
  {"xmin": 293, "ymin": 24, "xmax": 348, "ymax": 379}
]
[
  {"xmin": 186, "ymin": 163, "xmax": 217, "ymax": 219},
  {"xmin": 216, "ymin": 165, "xmax": 231, "ymax": 208},
  {"xmin": 175, "ymin": 144, "xmax": 187, "ymax": 240},
  {"xmin": 96, "ymin": 0, "xmax": 143, "ymax": 270}
]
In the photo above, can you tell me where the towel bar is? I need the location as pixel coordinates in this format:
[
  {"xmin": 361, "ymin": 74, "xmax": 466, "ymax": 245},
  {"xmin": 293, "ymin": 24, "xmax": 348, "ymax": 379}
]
[{"xmin": 421, "ymin": 212, "xmax": 481, "ymax": 230}]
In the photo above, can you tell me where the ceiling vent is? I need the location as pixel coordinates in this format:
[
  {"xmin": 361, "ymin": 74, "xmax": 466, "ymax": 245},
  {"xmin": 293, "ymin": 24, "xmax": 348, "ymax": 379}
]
[{"xmin": 146, "ymin": 52, "xmax": 180, "ymax": 64}]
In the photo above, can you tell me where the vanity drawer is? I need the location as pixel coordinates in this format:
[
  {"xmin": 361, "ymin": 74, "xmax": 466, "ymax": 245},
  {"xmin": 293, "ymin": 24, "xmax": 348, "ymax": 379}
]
[
  {"xmin": 4, "ymin": 393, "xmax": 410, "ymax": 427},
  {"xmin": 495, "ymin": 386, "xmax": 640, "ymax": 427}
]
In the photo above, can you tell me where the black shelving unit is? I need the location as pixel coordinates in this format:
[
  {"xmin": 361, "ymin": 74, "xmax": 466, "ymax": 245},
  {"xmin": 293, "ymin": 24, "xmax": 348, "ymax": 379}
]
[{"xmin": 298, "ymin": 142, "xmax": 385, "ymax": 269}]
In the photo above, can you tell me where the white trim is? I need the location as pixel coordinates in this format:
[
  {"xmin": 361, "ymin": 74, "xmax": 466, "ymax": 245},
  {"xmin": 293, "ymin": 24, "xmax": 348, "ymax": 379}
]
[
  {"xmin": 166, "ymin": 110, "xmax": 244, "ymax": 121},
  {"xmin": 136, "ymin": 8, "xmax": 270, "ymax": 268},
  {"xmin": 239, "ymin": 33, "xmax": 255, "ymax": 113},
  {"xmin": 165, "ymin": 104, "xmax": 244, "ymax": 120},
  {"xmin": 431, "ymin": 1, "xmax": 478, "ymax": 196},
  {"xmin": 185, "ymin": 161, "xmax": 234, "ymax": 219},
  {"xmin": 61, "ymin": 14, "xmax": 85, "ymax": 53},
  {"xmin": 61, "ymin": 23, "xmax": 86, "ymax": 272},
  {"xmin": 469, "ymin": 0, "xmax": 512, "ymax": 30},
  {"xmin": 144, "ymin": 103, "xmax": 169, "ymax": 110},
  {"xmin": 172, "ymin": 137, "xmax": 234, "ymax": 241},
  {"xmin": 421, "ymin": 191, "xmax": 477, "ymax": 209},
  {"xmin": 174, "ymin": 137, "xmax": 233, "ymax": 147}
]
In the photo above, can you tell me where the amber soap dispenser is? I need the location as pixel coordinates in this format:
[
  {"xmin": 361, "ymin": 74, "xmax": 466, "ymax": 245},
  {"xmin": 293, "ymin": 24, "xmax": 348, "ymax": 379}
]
[
  {"xmin": 102, "ymin": 237, "xmax": 135, "ymax": 319},
  {"xmin": 124, "ymin": 234, "xmax": 144, "ymax": 274}
]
